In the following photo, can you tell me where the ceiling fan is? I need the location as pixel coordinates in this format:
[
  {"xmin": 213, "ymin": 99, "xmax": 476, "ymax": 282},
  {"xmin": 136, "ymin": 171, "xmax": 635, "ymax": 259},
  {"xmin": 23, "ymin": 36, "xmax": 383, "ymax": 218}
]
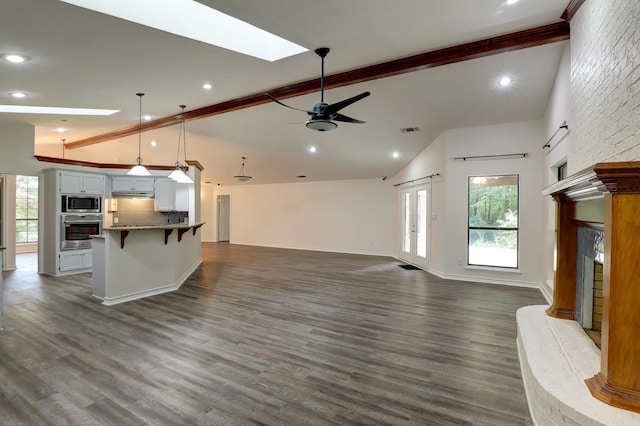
[{"xmin": 266, "ymin": 47, "xmax": 370, "ymax": 131}]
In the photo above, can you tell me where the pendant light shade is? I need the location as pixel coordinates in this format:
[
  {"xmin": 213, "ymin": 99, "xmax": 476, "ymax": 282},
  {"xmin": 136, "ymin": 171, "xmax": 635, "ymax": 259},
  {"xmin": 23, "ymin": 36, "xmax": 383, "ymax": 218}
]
[
  {"xmin": 234, "ymin": 156, "xmax": 252, "ymax": 182},
  {"xmin": 168, "ymin": 104, "xmax": 193, "ymax": 184},
  {"xmin": 128, "ymin": 93, "xmax": 152, "ymax": 176}
]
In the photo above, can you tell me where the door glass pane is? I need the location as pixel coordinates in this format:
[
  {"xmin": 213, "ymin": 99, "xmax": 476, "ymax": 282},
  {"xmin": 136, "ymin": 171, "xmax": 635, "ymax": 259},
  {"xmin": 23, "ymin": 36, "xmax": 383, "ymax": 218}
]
[
  {"xmin": 402, "ymin": 192, "xmax": 411, "ymax": 253},
  {"xmin": 416, "ymin": 190, "xmax": 427, "ymax": 258}
]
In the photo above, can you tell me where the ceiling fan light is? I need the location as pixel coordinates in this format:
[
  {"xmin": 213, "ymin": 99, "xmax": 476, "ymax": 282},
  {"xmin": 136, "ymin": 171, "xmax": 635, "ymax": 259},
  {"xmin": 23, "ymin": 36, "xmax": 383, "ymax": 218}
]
[{"xmin": 306, "ymin": 119, "xmax": 337, "ymax": 131}]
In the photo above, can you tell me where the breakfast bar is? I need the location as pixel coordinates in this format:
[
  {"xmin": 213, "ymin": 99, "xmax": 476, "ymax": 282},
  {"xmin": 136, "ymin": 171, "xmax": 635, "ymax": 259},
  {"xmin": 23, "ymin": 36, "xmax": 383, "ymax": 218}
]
[{"xmin": 92, "ymin": 222, "xmax": 204, "ymax": 305}]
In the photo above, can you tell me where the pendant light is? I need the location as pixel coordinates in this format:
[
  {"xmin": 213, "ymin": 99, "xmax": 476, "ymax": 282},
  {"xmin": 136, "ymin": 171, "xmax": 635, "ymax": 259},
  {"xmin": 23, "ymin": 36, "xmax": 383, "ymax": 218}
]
[
  {"xmin": 168, "ymin": 104, "xmax": 193, "ymax": 183},
  {"xmin": 234, "ymin": 156, "xmax": 252, "ymax": 182},
  {"xmin": 127, "ymin": 92, "xmax": 152, "ymax": 176}
]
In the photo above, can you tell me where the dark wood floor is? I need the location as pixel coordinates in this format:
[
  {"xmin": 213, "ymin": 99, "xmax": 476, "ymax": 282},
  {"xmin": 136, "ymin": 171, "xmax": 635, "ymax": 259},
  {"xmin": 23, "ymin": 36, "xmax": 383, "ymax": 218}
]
[{"xmin": 1, "ymin": 244, "xmax": 545, "ymax": 425}]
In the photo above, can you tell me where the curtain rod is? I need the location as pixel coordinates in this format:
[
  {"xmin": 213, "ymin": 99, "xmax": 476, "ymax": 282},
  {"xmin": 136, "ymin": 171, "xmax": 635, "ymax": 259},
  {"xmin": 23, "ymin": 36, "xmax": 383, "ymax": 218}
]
[
  {"xmin": 393, "ymin": 173, "xmax": 440, "ymax": 187},
  {"xmin": 543, "ymin": 120, "xmax": 569, "ymax": 149},
  {"xmin": 452, "ymin": 153, "xmax": 528, "ymax": 161}
]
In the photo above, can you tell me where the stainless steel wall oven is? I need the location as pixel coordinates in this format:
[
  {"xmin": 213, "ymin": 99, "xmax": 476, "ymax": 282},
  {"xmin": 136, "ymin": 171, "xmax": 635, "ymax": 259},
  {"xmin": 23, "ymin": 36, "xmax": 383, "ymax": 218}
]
[{"xmin": 60, "ymin": 214, "xmax": 102, "ymax": 250}]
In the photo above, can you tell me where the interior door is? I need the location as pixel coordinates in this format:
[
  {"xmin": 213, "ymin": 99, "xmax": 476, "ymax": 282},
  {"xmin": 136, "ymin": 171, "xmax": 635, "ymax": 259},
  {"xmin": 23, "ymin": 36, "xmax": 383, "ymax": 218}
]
[
  {"xmin": 217, "ymin": 195, "xmax": 230, "ymax": 242},
  {"xmin": 398, "ymin": 185, "xmax": 430, "ymax": 269}
]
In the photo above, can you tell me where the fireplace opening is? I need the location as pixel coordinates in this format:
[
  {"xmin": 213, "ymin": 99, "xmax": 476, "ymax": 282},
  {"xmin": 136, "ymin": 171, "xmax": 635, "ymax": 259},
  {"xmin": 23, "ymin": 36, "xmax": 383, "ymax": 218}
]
[{"xmin": 576, "ymin": 226, "xmax": 604, "ymax": 348}]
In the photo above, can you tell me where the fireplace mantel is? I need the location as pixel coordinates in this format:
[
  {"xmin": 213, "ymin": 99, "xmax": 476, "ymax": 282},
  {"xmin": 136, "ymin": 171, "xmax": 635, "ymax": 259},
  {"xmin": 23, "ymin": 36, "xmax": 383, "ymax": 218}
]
[
  {"xmin": 543, "ymin": 161, "xmax": 640, "ymax": 200},
  {"xmin": 543, "ymin": 161, "xmax": 640, "ymax": 413}
]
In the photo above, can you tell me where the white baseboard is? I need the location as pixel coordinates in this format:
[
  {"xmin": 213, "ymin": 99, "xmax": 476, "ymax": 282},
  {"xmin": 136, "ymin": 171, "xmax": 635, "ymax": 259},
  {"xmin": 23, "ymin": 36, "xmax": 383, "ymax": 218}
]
[
  {"xmin": 393, "ymin": 257, "xmax": 541, "ymax": 289},
  {"xmin": 230, "ymin": 241, "xmax": 390, "ymax": 257},
  {"xmin": 540, "ymin": 280, "xmax": 553, "ymax": 304},
  {"xmin": 97, "ymin": 259, "xmax": 202, "ymax": 306}
]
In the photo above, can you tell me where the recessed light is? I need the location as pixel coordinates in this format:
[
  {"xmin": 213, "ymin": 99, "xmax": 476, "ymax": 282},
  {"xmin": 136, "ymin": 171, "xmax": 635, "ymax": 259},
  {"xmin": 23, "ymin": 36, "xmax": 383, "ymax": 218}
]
[
  {"xmin": 506, "ymin": 0, "xmax": 518, "ymax": 4},
  {"xmin": 392, "ymin": 152, "xmax": 400, "ymax": 159},
  {"xmin": 56, "ymin": 127, "xmax": 66, "ymax": 133},
  {"xmin": 143, "ymin": 115, "xmax": 152, "ymax": 121},
  {"xmin": 150, "ymin": 140, "xmax": 157, "ymax": 147},
  {"xmin": 9, "ymin": 92, "xmax": 27, "ymax": 98},
  {"xmin": 202, "ymin": 83, "xmax": 212, "ymax": 90},
  {"xmin": 499, "ymin": 76, "xmax": 512, "ymax": 87},
  {"xmin": 308, "ymin": 146, "xmax": 317, "ymax": 153},
  {"xmin": 4, "ymin": 54, "xmax": 28, "ymax": 63}
]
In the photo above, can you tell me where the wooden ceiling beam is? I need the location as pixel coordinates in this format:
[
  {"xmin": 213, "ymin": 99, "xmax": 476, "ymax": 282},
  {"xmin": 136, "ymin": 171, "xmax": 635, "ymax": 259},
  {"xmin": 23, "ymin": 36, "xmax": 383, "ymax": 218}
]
[{"xmin": 66, "ymin": 21, "xmax": 569, "ymax": 149}]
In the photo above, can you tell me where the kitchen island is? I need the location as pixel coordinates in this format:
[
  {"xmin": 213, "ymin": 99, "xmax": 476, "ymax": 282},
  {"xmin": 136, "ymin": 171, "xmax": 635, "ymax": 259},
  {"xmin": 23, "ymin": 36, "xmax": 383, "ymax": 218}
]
[{"xmin": 92, "ymin": 222, "xmax": 204, "ymax": 305}]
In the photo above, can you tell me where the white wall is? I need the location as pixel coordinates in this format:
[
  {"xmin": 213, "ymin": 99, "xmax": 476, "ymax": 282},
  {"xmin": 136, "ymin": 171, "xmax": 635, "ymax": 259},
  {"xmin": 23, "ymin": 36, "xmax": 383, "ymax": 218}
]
[
  {"xmin": 540, "ymin": 43, "xmax": 572, "ymax": 301},
  {"xmin": 200, "ymin": 183, "xmax": 216, "ymax": 242},
  {"xmin": 216, "ymin": 179, "xmax": 394, "ymax": 256},
  {"xmin": 443, "ymin": 121, "xmax": 545, "ymax": 287},
  {"xmin": 570, "ymin": 0, "xmax": 640, "ymax": 172},
  {"xmin": 0, "ymin": 122, "xmax": 40, "ymax": 175},
  {"xmin": 0, "ymin": 123, "xmax": 40, "ymax": 271}
]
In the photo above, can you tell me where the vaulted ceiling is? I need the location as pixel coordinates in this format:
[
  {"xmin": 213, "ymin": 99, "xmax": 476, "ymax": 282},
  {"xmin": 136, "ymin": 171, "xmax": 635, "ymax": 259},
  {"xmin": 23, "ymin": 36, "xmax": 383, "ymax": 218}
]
[{"xmin": 0, "ymin": 0, "xmax": 570, "ymax": 184}]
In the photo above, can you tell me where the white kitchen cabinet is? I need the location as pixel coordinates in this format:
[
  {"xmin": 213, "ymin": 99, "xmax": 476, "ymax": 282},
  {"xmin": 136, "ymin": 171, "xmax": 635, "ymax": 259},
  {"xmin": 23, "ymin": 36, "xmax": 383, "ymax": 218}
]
[
  {"xmin": 59, "ymin": 249, "xmax": 93, "ymax": 272},
  {"xmin": 111, "ymin": 177, "xmax": 155, "ymax": 192},
  {"xmin": 155, "ymin": 179, "xmax": 189, "ymax": 211},
  {"xmin": 59, "ymin": 171, "xmax": 105, "ymax": 195}
]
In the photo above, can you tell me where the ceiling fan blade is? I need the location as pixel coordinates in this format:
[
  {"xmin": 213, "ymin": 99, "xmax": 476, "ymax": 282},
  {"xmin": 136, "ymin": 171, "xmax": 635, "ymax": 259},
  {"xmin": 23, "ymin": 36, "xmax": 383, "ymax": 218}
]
[
  {"xmin": 325, "ymin": 91, "xmax": 370, "ymax": 116},
  {"xmin": 265, "ymin": 93, "xmax": 314, "ymax": 114},
  {"xmin": 332, "ymin": 113, "xmax": 365, "ymax": 124}
]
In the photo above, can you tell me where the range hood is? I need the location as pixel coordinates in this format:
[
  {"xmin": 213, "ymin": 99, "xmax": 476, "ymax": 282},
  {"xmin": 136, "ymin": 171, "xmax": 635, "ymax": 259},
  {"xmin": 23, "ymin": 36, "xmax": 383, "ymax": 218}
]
[{"xmin": 110, "ymin": 191, "xmax": 155, "ymax": 199}]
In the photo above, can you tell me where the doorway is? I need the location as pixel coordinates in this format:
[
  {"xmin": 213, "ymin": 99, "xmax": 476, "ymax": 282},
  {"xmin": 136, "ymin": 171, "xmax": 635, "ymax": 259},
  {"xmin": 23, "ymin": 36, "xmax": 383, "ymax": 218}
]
[
  {"xmin": 1, "ymin": 174, "xmax": 40, "ymax": 272},
  {"xmin": 398, "ymin": 185, "xmax": 430, "ymax": 269},
  {"xmin": 217, "ymin": 195, "xmax": 230, "ymax": 242}
]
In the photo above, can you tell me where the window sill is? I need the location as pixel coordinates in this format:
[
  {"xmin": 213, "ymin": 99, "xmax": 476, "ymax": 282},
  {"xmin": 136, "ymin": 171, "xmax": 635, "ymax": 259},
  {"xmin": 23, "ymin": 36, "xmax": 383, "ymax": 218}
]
[{"xmin": 465, "ymin": 265, "xmax": 521, "ymax": 274}]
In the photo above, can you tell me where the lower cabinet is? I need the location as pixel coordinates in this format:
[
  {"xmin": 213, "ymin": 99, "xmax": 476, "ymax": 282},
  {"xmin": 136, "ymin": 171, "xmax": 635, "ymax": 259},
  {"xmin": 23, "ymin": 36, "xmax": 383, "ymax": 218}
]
[{"xmin": 59, "ymin": 249, "xmax": 93, "ymax": 272}]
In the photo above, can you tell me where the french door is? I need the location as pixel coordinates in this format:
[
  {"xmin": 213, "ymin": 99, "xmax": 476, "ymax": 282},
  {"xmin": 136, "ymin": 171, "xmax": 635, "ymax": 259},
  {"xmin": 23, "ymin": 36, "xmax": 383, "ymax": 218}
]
[{"xmin": 398, "ymin": 185, "xmax": 430, "ymax": 269}]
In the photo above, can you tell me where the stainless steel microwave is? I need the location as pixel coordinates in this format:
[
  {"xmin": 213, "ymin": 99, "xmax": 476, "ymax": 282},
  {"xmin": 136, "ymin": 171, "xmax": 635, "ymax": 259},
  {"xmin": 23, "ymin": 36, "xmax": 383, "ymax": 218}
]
[{"xmin": 61, "ymin": 195, "xmax": 101, "ymax": 213}]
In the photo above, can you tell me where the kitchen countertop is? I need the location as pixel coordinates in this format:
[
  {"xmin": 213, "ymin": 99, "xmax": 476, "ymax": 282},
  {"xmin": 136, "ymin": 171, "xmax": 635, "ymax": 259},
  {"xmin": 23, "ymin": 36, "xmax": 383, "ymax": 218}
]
[{"xmin": 103, "ymin": 222, "xmax": 205, "ymax": 231}]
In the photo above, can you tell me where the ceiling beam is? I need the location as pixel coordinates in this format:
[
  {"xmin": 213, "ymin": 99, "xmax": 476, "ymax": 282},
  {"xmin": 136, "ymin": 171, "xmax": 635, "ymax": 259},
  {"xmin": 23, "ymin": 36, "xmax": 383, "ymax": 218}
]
[{"xmin": 66, "ymin": 21, "xmax": 570, "ymax": 149}]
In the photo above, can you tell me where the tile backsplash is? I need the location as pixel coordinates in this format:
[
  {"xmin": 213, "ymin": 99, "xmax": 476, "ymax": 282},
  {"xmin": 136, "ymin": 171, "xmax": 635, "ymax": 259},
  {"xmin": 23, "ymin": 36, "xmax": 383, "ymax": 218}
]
[{"xmin": 112, "ymin": 199, "xmax": 187, "ymax": 226}]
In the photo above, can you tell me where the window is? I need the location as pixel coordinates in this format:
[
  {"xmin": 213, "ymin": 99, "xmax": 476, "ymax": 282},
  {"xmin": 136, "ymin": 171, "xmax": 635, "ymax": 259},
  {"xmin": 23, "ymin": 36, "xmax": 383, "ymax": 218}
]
[
  {"xmin": 468, "ymin": 175, "xmax": 518, "ymax": 268},
  {"xmin": 16, "ymin": 175, "xmax": 38, "ymax": 243},
  {"xmin": 557, "ymin": 162, "xmax": 568, "ymax": 181}
]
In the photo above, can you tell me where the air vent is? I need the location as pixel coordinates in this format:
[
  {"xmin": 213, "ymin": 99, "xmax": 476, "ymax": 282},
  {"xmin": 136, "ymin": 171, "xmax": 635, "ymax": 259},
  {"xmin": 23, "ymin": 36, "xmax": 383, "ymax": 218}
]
[{"xmin": 401, "ymin": 127, "xmax": 420, "ymax": 133}]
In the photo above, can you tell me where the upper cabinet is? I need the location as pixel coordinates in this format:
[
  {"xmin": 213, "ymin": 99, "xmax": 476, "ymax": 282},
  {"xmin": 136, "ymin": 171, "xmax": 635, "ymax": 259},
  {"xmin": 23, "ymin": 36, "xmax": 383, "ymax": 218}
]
[
  {"xmin": 155, "ymin": 179, "xmax": 189, "ymax": 212},
  {"xmin": 111, "ymin": 177, "xmax": 155, "ymax": 192},
  {"xmin": 59, "ymin": 171, "xmax": 105, "ymax": 195}
]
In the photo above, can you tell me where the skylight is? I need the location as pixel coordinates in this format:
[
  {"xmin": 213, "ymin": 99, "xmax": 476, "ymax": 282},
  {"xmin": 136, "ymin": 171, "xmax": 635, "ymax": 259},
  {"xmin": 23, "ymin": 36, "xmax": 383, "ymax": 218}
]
[
  {"xmin": 0, "ymin": 105, "xmax": 120, "ymax": 115},
  {"xmin": 59, "ymin": 0, "xmax": 308, "ymax": 62}
]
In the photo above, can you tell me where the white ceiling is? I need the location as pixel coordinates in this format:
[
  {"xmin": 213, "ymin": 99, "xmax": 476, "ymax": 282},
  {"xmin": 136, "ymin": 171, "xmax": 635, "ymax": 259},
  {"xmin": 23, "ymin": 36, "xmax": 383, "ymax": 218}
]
[{"xmin": 0, "ymin": 0, "xmax": 569, "ymax": 185}]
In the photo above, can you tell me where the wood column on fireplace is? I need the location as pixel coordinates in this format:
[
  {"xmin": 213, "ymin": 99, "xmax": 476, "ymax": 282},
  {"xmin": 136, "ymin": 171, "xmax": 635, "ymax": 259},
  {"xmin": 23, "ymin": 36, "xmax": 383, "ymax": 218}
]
[
  {"xmin": 544, "ymin": 161, "xmax": 640, "ymax": 413},
  {"xmin": 546, "ymin": 193, "xmax": 576, "ymax": 319}
]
